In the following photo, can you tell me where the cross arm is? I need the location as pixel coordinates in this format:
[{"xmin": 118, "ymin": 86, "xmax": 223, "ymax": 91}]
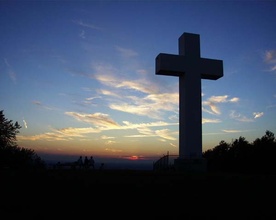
[
  {"xmin": 155, "ymin": 53, "xmax": 186, "ymax": 76},
  {"xmin": 156, "ymin": 53, "xmax": 223, "ymax": 80},
  {"xmin": 199, "ymin": 58, "xmax": 223, "ymax": 80}
]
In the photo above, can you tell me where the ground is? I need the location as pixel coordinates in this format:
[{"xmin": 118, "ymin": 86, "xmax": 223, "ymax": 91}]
[{"xmin": 1, "ymin": 168, "xmax": 276, "ymax": 219}]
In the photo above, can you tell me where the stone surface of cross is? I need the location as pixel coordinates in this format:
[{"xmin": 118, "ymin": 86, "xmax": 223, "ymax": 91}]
[{"xmin": 155, "ymin": 32, "xmax": 223, "ymax": 159}]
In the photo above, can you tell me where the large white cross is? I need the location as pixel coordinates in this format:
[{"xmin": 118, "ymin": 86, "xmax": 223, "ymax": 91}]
[{"xmin": 155, "ymin": 32, "xmax": 223, "ymax": 159}]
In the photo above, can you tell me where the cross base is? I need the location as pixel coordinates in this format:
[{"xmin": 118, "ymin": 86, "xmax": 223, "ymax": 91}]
[{"xmin": 174, "ymin": 158, "xmax": 207, "ymax": 172}]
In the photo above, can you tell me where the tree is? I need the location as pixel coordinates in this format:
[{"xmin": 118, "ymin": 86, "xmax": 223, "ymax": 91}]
[
  {"xmin": 0, "ymin": 110, "xmax": 21, "ymax": 148},
  {"xmin": 0, "ymin": 110, "xmax": 45, "ymax": 170},
  {"xmin": 203, "ymin": 130, "xmax": 276, "ymax": 174}
]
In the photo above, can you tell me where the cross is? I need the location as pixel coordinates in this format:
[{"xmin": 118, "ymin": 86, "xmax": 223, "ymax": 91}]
[{"xmin": 155, "ymin": 32, "xmax": 223, "ymax": 159}]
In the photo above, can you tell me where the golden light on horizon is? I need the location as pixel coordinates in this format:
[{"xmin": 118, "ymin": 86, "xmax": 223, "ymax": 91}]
[{"xmin": 130, "ymin": 155, "xmax": 138, "ymax": 160}]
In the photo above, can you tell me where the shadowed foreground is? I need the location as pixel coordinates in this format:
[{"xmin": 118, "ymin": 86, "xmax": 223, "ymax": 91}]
[{"xmin": 1, "ymin": 169, "xmax": 276, "ymax": 219}]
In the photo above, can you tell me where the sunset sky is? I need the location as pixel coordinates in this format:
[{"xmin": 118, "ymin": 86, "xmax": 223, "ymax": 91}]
[{"xmin": 1, "ymin": 1, "xmax": 275, "ymax": 166}]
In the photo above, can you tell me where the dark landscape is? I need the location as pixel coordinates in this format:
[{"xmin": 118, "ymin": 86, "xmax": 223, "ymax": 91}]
[
  {"xmin": 2, "ymin": 168, "xmax": 276, "ymax": 219},
  {"xmin": 1, "ymin": 113, "xmax": 276, "ymax": 219}
]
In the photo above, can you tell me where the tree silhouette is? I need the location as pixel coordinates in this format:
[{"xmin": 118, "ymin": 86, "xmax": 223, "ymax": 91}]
[
  {"xmin": 203, "ymin": 130, "xmax": 276, "ymax": 174},
  {"xmin": 0, "ymin": 110, "xmax": 45, "ymax": 170},
  {"xmin": 0, "ymin": 110, "xmax": 21, "ymax": 147}
]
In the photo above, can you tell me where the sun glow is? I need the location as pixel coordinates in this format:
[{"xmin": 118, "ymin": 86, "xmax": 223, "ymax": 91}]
[{"xmin": 130, "ymin": 155, "xmax": 138, "ymax": 160}]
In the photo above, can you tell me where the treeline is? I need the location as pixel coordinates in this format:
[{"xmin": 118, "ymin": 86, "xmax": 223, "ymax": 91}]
[
  {"xmin": 0, "ymin": 110, "xmax": 45, "ymax": 170},
  {"xmin": 203, "ymin": 130, "xmax": 276, "ymax": 174}
]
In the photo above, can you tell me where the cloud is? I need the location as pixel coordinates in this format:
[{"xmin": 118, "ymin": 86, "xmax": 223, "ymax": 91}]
[
  {"xmin": 125, "ymin": 126, "xmax": 177, "ymax": 141},
  {"xmin": 92, "ymin": 63, "xmax": 239, "ymax": 123},
  {"xmin": 92, "ymin": 63, "xmax": 158, "ymax": 94},
  {"xmin": 155, "ymin": 129, "xmax": 177, "ymax": 141},
  {"xmin": 116, "ymin": 80, "xmax": 155, "ymax": 94},
  {"xmin": 32, "ymin": 100, "xmax": 42, "ymax": 106},
  {"xmin": 4, "ymin": 58, "xmax": 17, "ymax": 83},
  {"xmin": 85, "ymin": 96, "xmax": 101, "ymax": 101},
  {"xmin": 229, "ymin": 111, "xmax": 264, "ymax": 122},
  {"xmin": 202, "ymin": 95, "xmax": 239, "ymax": 115},
  {"xmin": 79, "ymin": 30, "xmax": 85, "ymax": 39},
  {"xmin": 105, "ymin": 148, "xmax": 122, "ymax": 152},
  {"xmin": 17, "ymin": 126, "xmax": 100, "ymax": 142},
  {"xmin": 72, "ymin": 20, "xmax": 103, "ymax": 30},
  {"xmin": 57, "ymin": 127, "xmax": 100, "ymax": 135},
  {"xmin": 80, "ymin": 96, "xmax": 102, "ymax": 106},
  {"xmin": 109, "ymin": 92, "xmax": 178, "ymax": 119},
  {"xmin": 90, "ymin": 62, "xmax": 179, "ymax": 119},
  {"xmin": 18, "ymin": 132, "xmax": 72, "ymax": 141},
  {"xmin": 270, "ymin": 66, "xmax": 276, "ymax": 72},
  {"xmin": 97, "ymin": 89, "xmax": 121, "ymax": 98},
  {"xmin": 263, "ymin": 50, "xmax": 276, "ymax": 72},
  {"xmin": 264, "ymin": 50, "xmax": 276, "ymax": 63},
  {"xmin": 65, "ymin": 111, "xmax": 178, "ymax": 132},
  {"xmin": 92, "ymin": 64, "xmax": 120, "ymax": 85},
  {"xmin": 202, "ymin": 118, "xmax": 221, "ymax": 124},
  {"xmin": 32, "ymin": 100, "xmax": 56, "ymax": 110},
  {"xmin": 136, "ymin": 69, "xmax": 148, "ymax": 74},
  {"xmin": 115, "ymin": 46, "xmax": 138, "ymax": 58},
  {"xmin": 208, "ymin": 95, "xmax": 239, "ymax": 103},
  {"xmin": 100, "ymin": 135, "xmax": 115, "ymax": 140},
  {"xmin": 4, "ymin": 58, "xmax": 10, "ymax": 67},
  {"xmin": 104, "ymin": 140, "xmax": 116, "ymax": 145},
  {"xmin": 65, "ymin": 112, "xmax": 119, "ymax": 128},
  {"xmin": 253, "ymin": 112, "xmax": 264, "ymax": 119},
  {"xmin": 229, "ymin": 110, "xmax": 254, "ymax": 122},
  {"xmin": 222, "ymin": 129, "xmax": 242, "ymax": 133},
  {"xmin": 18, "ymin": 113, "xmax": 178, "ymax": 142},
  {"xmin": 266, "ymin": 104, "xmax": 276, "ymax": 109},
  {"xmin": 170, "ymin": 143, "xmax": 177, "ymax": 148},
  {"xmin": 23, "ymin": 119, "xmax": 27, "ymax": 129}
]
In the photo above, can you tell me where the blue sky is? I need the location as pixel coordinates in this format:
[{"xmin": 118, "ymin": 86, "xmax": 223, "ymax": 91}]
[{"xmin": 1, "ymin": 1, "xmax": 276, "ymax": 165}]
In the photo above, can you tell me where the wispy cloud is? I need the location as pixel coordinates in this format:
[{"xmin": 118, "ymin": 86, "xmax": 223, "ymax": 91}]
[
  {"xmin": 264, "ymin": 50, "xmax": 276, "ymax": 72},
  {"xmin": 202, "ymin": 118, "xmax": 221, "ymax": 124},
  {"xmin": 109, "ymin": 92, "xmax": 178, "ymax": 119},
  {"xmin": 125, "ymin": 126, "xmax": 177, "ymax": 141},
  {"xmin": 91, "ymin": 63, "xmax": 178, "ymax": 119},
  {"xmin": 155, "ymin": 129, "xmax": 177, "ymax": 141},
  {"xmin": 229, "ymin": 110, "xmax": 254, "ymax": 122},
  {"xmin": 116, "ymin": 80, "xmax": 155, "ymax": 94},
  {"xmin": 18, "ymin": 112, "xmax": 178, "ymax": 142},
  {"xmin": 18, "ymin": 126, "xmax": 101, "ymax": 142},
  {"xmin": 229, "ymin": 111, "xmax": 264, "ymax": 122},
  {"xmin": 202, "ymin": 95, "xmax": 239, "ymax": 115},
  {"xmin": 253, "ymin": 112, "xmax": 264, "ymax": 119},
  {"xmin": 264, "ymin": 50, "xmax": 276, "ymax": 63},
  {"xmin": 57, "ymin": 127, "xmax": 100, "ymax": 136},
  {"xmin": 97, "ymin": 89, "xmax": 121, "ymax": 98},
  {"xmin": 32, "ymin": 100, "xmax": 56, "ymax": 110},
  {"xmin": 125, "ymin": 124, "xmax": 178, "ymax": 140},
  {"xmin": 104, "ymin": 140, "xmax": 116, "ymax": 145},
  {"xmin": 105, "ymin": 148, "xmax": 122, "ymax": 152},
  {"xmin": 115, "ymin": 46, "xmax": 138, "ymax": 58},
  {"xmin": 80, "ymin": 96, "xmax": 102, "ymax": 106},
  {"xmin": 222, "ymin": 129, "xmax": 242, "ymax": 133},
  {"xmin": 79, "ymin": 30, "xmax": 85, "ymax": 39},
  {"xmin": 92, "ymin": 63, "xmax": 158, "ymax": 94},
  {"xmin": 65, "ymin": 112, "xmax": 119, "ymax": 128},
  {"xmin": 100, "ymin": 135, "xmax": 115, "ymax": 140},
  {"xmin": 23, "ymin": 119, "xmax": 27, "ymax": 129},
  {"xmin": 4, "ymin": 58, "xmax": 17, "ymax": 83},
  {"xmin": 72, "ymin": 20, "xmax": 103, "ymax": 30}
]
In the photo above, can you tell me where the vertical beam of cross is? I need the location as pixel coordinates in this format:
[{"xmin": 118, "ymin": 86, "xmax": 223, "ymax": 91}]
[{"xmin": 155, "ymin": 33, "xmax": 223, "ymax": 159}]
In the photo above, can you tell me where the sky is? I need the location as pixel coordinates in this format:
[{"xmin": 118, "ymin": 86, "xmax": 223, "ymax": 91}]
[{"xmin": 1, "ymin": 0, "xmax": 276, "ymax": 167}]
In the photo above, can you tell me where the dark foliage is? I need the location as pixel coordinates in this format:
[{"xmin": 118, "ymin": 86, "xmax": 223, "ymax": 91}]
[
  {"xmin": 0, "ymin": 110, "xmax": 45, "ymax": 170},
  {"xmin": 203, "ymin": 130, "xmax": 276, "ymax": 174}
]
